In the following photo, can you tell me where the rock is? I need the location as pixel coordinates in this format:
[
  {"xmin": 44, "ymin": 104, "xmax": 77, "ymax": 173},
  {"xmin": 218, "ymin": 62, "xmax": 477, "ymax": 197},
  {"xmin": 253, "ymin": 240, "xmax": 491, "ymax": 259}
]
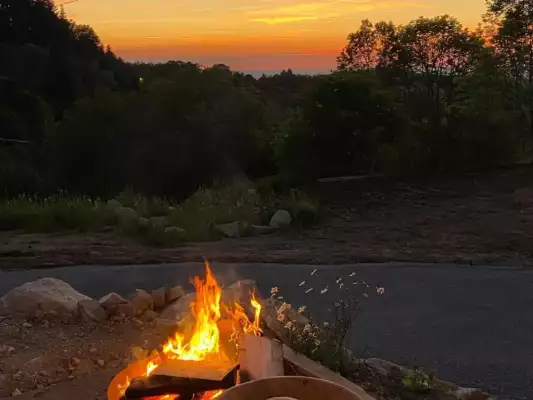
[
  {"xmin": 11, "ymin": 388, "xmax": 22, "ymax": 397},
  {"xmin": 117, "ymin": 207, "xmax": 138, "ymax": 224},
  {"xmin": 71, "ymin": 357, "xmax": 81, "ymax": 366},
  {"xmin": 78, "ymin": 299, "xmax": 107, "ymax": 322},
  {"xmin": 149, "ymin": 216, "xmax": 169, "ymax": 229},
  {"xmin": 105, "ymin": 199, "xmax": 122, "ymax": 213},
  {"xmin": 262, "ymin": 297, "xmax": 309, "ymax": 342},
  {"xmin": 132, "ymin": 289, "xmax": 153, "ymax": 316},
  {"xmin": 99, "ymin": 292, "xmax": 128, "ymax": 309},
  {"xmin": 96, "ymin": 359, "xmax": 105, "ymax": 367},
  {"xmin": 157, "ymin": 292, "xmax": 195, "ymax": 328},
  {"xmin": 364, "ymin": 358, "xmax": 409, "ymax": 379},
  {"xmin": 142, "ymin": 309, "xmax": 159, "ymax": 322},
  {"xmin": 0, "ymin": 278, "xmax": 91, "ymax": 318},
  {"xmin": 215, "ymin": 221, "xmax": 251, "ymax": 238},
  {"xmin": 221, "ymin": 280, "xmax": 262, "ymax": 315},
  {"xmin": 152, "ymin": 287, "xmax": 166, "ymax": 310},
  {"xmin": 251, "ymin": 225, "xmax": 275, "ymax": 235},
  {"xmin": 22, "ymin": 322, "xmax": 32, "ymax": 328},
  {"xmin": 166, "ymin": 286, "xmax": 186, "ymax": 303},
  {"xmin": 113, "ymin": 302, "xmax": 135, "ymax": 317},
  {"xmin": 269, "ymin": 209, "xmax": 292, "ymax": 228},
  {"xmin": 453, "ymin": 388, "xmax": 488, "ymax": 400}
]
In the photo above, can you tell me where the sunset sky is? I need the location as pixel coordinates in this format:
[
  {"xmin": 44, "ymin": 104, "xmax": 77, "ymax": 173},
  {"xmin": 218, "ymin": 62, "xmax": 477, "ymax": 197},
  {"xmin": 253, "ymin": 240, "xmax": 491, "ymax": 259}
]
[{"xmin": 59, "ymin": 0, "xmax": 487, "ymax": 73}]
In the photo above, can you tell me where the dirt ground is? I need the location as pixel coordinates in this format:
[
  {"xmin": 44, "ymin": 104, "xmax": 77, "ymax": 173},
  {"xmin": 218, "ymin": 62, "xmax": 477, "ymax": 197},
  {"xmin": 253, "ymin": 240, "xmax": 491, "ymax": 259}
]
[
  {"xmin": 0, "ymin": 316, "xmax": 167, "ymax": 400},
  {"xmin": 3, "ymin": 167, "xmax": 533, "ymax": 269}
]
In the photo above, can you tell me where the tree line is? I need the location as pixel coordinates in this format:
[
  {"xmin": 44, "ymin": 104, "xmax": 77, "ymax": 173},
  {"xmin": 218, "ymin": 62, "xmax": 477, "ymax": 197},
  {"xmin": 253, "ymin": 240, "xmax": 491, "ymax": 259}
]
[{"xmin": 1, "ymin": 0, "xmax": 532, "ymax": 199}]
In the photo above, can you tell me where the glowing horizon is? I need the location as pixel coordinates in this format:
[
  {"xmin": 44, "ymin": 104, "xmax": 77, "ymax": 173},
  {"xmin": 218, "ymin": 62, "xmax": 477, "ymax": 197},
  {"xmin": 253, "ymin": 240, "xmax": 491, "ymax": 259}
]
[{"xmin": 59, "ymin": 0, "xmax": 486, "ymax": 71}]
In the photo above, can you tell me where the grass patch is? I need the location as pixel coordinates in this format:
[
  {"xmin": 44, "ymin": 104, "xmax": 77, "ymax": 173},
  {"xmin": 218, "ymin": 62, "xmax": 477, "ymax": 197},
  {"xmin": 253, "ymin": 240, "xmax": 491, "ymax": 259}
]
[
  {"xmin": 0, "ymin": 182, "xmax": 320, "ymax": 244},
  {"xmin": 0, "ymin": 195, "xmax": 113, "ymax": 233}
]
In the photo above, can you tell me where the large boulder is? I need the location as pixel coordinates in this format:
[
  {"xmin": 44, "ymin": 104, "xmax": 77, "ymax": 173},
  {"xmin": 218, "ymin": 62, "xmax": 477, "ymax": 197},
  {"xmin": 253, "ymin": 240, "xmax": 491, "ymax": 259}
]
[
  {"xmin": 0, "ymin": 278, "xmax": 91, "ymax": 318},
  {"xmin": 78, "ymin": 299, "xmax": 107, "ymax": 322},
  {"xmin": 221, "ymin": 279, "xmax": 261, "ymax": 313},
  {"xmin": 157, "ymin": 292, "xmax": 195, "ymax": 329},
  {"xmin": 269, "ymin": 209, "xmax": 292, "ymax": 228},
  {"xmin": 159, "ymin": 292, "xmax": 195, "ymax": 322}
]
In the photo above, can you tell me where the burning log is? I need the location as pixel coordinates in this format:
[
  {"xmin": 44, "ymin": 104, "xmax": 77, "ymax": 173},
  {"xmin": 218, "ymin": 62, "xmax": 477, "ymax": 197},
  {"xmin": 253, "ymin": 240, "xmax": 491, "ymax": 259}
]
[
  {"xmin": 123, "ymin": 359, "xmax": 238, "ymax": 399},
  {"xmin": 238, "ymin": 334, "xmax": 284, "ymax": 382}
]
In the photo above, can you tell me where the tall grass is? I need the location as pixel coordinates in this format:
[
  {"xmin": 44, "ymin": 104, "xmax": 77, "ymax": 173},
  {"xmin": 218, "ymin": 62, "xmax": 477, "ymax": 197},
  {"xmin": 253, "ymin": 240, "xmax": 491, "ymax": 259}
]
[
  {"xmin": 0, "ymin": 183, "xmax": 320, "ymax": 242},
  {"xmin": 0, "ymin": 195, "xmax": 113, "ymax": 232}
]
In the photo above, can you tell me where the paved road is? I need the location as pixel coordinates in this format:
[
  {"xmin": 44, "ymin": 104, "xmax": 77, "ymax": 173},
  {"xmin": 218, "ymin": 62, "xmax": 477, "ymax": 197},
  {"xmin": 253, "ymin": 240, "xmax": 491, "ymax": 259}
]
[{"xmin": 1, "ymin": 262, "xmax": 532, "ymax": 400}]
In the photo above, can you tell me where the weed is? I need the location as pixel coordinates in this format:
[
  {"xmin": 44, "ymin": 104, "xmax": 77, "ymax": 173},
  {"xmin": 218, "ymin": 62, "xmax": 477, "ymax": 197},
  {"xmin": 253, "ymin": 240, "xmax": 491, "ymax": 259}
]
[{"xmin": 402, "ymin": 368, "xmax": 435, "ymax": 393}]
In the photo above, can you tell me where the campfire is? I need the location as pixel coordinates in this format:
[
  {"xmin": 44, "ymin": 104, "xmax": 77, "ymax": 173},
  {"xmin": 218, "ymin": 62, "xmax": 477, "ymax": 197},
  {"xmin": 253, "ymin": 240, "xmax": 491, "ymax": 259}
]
[{"xmin": 108, "ymin": 261, "xmax": 263, "ymax": 400}]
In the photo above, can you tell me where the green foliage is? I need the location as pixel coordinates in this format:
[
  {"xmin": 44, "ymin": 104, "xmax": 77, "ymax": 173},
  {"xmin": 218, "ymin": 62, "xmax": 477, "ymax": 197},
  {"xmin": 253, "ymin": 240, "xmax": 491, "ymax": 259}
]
[
  {"xmin": 167, "ymin": 184, "xmax": 264, "ymax": 241},
  {"xmin": 3, "ymin": 0, "xmax": 533, "ymax": 204},
  {"xmin": 0, "ymin": 195, "xmax": 112, "ymax": 232},
  {"xmin": 285, "ymin": 298, "xmax": 359, "ymax": 375},
  {"xmin": 402, "ymin": 368, "xmax": 436, "ymax": 393},
  {"xmin": 275, "ymin": 71, "xmax": 407, "ymax": 179}
]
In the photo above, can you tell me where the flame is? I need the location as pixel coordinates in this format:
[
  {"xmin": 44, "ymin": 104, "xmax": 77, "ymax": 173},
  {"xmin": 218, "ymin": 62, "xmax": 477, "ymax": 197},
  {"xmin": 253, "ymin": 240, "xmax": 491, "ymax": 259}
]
[
  {"xmin": 162, "ymin": 261, "xmax": 222, "ymax": 361},
  {"xmin": 118, "ymin": 260, "xmax": 262, "ymax": 400},
  {"xmin": 204, "ymin": 390, "xmax": 224, "ymax": 399}
]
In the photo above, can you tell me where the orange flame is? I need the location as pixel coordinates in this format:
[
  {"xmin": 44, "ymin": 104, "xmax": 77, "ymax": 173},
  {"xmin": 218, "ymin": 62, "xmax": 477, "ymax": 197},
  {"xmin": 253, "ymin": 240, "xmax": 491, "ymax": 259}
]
[
  {"xmin": 162, "ymin": 261, "xmax": 222, "ymax": 361},
  {"xmin": 118, "ymin": 260, "xmax": 262, "ymax": 400}
]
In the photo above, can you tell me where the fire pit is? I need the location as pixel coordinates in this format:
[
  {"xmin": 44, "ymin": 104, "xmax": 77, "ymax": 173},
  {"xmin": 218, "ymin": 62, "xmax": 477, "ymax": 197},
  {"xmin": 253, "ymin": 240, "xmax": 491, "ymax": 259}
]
[{"xmin": 108, "ymin": 261, "xmax": 262, "ymax": 400}]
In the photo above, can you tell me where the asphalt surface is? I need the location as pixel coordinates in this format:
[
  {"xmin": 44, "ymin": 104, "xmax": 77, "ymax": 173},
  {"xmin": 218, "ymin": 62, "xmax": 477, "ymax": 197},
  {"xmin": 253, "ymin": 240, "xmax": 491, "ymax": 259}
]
[{"xmin": 0, "ymin": 262, "xmax": 532, "ymax": 400}]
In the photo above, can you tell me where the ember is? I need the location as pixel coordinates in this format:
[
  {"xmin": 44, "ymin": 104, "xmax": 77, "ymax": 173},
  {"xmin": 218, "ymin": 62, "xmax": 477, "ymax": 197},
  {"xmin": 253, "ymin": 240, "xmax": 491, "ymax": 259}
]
[{"xmin": 109, "ymin": 260, "xmax": 262, "ymax": 400}]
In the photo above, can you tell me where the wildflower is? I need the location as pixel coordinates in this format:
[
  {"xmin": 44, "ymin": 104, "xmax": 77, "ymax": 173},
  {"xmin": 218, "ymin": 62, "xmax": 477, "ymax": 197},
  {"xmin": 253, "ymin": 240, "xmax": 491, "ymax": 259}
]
[
  {"xmin": 277, "ymin": 313, "xmax": 285, "ymax": 322},
  {"xmin": 349, "ymin": 272, "xmax": 356, "ymax": 277},
  {"xmin": 298, "ymin": 305, "xmax": 306, "ymax": 313},
  {"xmin": 270, "ymin": 287, "xmax": 279, "ymax": 296},
  {"xmin": 277, "ymin": 302, "xmax": 290, "ymax": 313},
  {"xmin": 320, "ymin": 286, "xmax": 328, "ymax": 295},
  {"xmin": 305, "ymin": 288, "xmax": 313, "ymax": 294},
  {"xmin": 323, "ymin": 322, "xmax": 330, "ymax": 327},
  {"xmin": 335, "ymin": 277, "xmax": 342, "ymax": 284},
  {"xmin": 377, "ymin": 287, "xmax": 385, "ymax": 295},
  {"xmin": 310, "ymin": 268, "xmax": 317, "ymax": 276},
  {"xmin": 284, "ymin": 321, "xmax": 293, "ymax": 330},
  {"xmin": 303, "ymin": 324, "xmax": 311, "ymax": 333},
  {"xmin": 298, "ymin": 280, "xmax": 306, "ymax": 287}
]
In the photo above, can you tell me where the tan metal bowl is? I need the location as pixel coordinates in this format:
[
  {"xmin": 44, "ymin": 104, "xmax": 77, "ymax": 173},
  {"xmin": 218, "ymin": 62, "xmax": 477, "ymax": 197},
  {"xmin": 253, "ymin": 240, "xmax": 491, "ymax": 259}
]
[{"xmin": 217, "ymin": 376, "xmax": 365, "ymax": 400}]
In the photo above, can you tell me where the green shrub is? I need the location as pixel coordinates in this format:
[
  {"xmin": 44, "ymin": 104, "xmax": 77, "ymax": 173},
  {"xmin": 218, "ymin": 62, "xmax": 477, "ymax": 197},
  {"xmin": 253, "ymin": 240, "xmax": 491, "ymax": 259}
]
[{"xmin": 281, "ymin": 189, "xmax": 320, "ymax": 228}]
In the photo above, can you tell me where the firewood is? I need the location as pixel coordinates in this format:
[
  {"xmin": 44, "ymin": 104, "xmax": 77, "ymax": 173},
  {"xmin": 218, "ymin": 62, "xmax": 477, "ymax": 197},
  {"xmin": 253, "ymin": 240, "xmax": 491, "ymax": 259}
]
[
  {"xmin": 238, "ymin": 334, "xmax": 284, "ymax": 382},
  {"xmin": 123, "ymin": 359, "xmax": 238, "ymax": 399}
]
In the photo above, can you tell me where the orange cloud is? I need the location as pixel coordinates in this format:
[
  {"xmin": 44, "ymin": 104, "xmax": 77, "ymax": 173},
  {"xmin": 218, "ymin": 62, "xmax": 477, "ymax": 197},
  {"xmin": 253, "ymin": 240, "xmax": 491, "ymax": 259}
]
[{"xmin": 246, "ymin": 0, "xmax": 428, "ymax": 25}]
